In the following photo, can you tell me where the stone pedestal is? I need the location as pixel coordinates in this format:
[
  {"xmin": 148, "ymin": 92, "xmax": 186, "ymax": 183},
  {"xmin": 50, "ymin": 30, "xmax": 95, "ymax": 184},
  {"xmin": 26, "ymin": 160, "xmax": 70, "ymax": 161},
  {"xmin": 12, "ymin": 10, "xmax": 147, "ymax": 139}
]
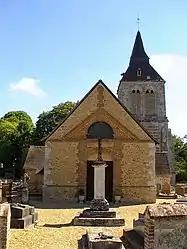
[
  {"xmin": 72, "ymin": 160, "xmax": 125, "ymax": 227},
  {"xmin": 90, "ymin": 161, "xmax": 109, "ymax": 211}
]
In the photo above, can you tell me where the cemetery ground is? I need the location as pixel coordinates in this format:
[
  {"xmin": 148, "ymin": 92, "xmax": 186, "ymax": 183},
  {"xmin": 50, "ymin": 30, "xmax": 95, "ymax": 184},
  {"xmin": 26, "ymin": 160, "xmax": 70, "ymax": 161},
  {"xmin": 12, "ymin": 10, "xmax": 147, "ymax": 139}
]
[{"xmin": 8, "ymin": 198, "xmax": 175, "ymax": 249}]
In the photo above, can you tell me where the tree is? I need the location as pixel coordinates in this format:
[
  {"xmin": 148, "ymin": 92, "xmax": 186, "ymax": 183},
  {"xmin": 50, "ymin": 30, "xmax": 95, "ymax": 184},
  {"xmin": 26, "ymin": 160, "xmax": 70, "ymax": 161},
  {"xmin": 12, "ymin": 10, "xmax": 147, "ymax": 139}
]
[
  {"xmin": 33, "ymin": 101, "xmax": 78, "ymax": 144},
  {"xmin": 172, "ymin": 135, "xmax": 187, "ymax": 182},
  {"xmin": 0, "ymin": 111, "xmax": 34, "ymax": 178}
]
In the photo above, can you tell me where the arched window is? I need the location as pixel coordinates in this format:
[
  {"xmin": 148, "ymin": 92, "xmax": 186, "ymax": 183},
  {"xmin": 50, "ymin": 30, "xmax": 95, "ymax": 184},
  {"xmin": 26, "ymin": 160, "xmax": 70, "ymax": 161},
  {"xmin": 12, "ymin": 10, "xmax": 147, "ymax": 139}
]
[
  {"xmin": 145, "ymin": 89, "xmax": 156, "ymax": 115},
  {"xmin": 87, "ymin": 122, "xmax": 114, "ymax": 139},
  {"xmin": 132, "ymin": 89, "xmax": 136, "ymax": 93}
]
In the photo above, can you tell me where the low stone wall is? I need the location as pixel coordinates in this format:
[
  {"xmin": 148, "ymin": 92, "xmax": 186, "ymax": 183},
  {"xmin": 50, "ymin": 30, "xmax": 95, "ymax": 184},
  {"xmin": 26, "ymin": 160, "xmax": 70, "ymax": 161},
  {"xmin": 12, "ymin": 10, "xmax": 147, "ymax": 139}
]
[
  {"xmin": 0, "ymin": 203, "xmax": 11, "ymax": 249},
  {"xmin": 144, "ymin": 204, "xmax": 187, "ymax": 249}
]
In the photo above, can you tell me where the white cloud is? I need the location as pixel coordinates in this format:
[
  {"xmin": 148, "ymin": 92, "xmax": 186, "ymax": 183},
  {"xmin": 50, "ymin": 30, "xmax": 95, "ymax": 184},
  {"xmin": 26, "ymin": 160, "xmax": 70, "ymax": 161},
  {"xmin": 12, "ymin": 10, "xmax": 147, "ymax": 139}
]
[
  {"xmin": 9, "ymin": 78, "xmax": 47, "ymax": 97},
  {"xmin": 150, "ymin": 54, "xmax": 187, "ymax": 137}
]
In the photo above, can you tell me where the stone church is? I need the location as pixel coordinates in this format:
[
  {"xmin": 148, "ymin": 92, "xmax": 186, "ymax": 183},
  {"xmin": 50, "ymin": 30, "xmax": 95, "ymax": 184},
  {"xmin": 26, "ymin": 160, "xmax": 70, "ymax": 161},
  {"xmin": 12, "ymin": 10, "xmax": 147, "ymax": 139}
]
[{"xmin": 24, "ymin": 30, "xmax": 174, "ymax": 203}]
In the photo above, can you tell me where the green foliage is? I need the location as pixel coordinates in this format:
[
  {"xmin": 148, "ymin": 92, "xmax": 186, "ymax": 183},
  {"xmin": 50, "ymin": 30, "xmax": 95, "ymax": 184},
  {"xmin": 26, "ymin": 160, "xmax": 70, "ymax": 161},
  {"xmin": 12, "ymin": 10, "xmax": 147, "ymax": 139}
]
[
  {"xmin": 33, "ymin": 101, "xmax": 77, "ymax": 144},
  {"xmin": 172, "ymin": 135, "xmax": 187, "ymax": 182},
  {"xmin": 0, "ymin": 111, "xmax": 34, "ymax": 178}
]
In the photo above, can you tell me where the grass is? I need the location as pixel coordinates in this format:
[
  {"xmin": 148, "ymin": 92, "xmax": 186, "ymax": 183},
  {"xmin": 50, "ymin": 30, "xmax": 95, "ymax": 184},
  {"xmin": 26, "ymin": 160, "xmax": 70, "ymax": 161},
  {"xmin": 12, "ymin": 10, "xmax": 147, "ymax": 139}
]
[{"xmin": 8, "ymin": 199, "xmax": 175, "ymax": 249}]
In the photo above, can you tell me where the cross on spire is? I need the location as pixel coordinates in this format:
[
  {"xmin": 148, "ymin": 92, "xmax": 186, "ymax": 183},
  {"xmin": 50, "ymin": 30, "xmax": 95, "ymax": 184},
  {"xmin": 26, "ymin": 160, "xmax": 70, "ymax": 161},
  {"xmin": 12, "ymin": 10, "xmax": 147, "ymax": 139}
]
[{"xmin": 136, "ymin": 15, "xmax": 140, "ymax": 30}]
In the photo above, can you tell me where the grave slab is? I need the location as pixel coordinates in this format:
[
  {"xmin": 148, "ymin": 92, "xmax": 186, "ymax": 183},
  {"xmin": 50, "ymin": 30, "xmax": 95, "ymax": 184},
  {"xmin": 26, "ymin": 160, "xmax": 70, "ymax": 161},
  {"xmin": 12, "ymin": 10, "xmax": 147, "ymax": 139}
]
[
  {"xmin": 82, "ymin": 229, "xmax": 123, "ymax": 249},
  {"xmin": 11, "ymin": 214, "xmax": 33, "ymax": 229}
]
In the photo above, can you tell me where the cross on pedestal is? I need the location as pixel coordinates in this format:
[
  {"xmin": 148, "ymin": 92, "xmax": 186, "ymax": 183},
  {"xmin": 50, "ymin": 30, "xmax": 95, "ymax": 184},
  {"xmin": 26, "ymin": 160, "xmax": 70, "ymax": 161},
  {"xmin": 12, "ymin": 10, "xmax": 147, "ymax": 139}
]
[{"xmin": 90, "ymin": 138, "xmax": 109, "ymax": 211}]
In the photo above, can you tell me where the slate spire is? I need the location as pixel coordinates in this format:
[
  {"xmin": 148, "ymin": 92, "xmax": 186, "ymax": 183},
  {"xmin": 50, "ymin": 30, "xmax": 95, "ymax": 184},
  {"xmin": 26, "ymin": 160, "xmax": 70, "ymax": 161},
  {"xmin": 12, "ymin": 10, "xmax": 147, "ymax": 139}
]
[
  {"xmin": 130, "ymin": 30, "xmax": 149, "ymax": 64},
  {"xmin": 119, "ymin": 30, "xmax": 164, "ymax": 83}
]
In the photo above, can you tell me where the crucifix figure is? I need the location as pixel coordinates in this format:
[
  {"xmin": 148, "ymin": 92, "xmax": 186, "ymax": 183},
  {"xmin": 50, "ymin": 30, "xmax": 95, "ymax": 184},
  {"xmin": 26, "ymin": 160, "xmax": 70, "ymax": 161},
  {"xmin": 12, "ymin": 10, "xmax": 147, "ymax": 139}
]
[{"xmin": 90, "ymin": 137, "xmax": 109, "ymax": 211}]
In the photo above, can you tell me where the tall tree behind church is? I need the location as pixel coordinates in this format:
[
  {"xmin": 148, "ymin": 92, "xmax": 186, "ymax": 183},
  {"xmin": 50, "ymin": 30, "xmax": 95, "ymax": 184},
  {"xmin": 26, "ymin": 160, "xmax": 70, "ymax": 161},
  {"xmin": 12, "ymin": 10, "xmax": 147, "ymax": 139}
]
[{"xmin": 33, "ymin": 101, "xmax": 78, "ymax": 145}]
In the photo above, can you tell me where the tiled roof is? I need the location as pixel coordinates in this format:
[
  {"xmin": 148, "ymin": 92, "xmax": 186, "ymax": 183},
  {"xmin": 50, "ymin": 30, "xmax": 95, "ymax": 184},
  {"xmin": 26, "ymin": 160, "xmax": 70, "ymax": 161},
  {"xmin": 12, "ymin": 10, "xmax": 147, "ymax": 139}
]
[{"xmin": 23, "ymin": 146, "xmax": 45, "ymax": 174}]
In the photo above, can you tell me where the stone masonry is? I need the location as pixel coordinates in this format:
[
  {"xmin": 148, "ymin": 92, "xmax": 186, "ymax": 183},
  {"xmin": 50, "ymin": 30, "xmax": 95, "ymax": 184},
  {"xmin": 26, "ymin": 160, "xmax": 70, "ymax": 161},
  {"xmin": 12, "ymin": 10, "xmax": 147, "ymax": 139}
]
[
  {"xmin": 41, "ymin": 81, "xmax": 156, "ymax": 203},
  {"xmin": 0, "ymin": 203, "xmax": 11, "ymax": 249},
  {"xmin": 144, "ymin": 204, "xmax": 187, "ymax": 249}
]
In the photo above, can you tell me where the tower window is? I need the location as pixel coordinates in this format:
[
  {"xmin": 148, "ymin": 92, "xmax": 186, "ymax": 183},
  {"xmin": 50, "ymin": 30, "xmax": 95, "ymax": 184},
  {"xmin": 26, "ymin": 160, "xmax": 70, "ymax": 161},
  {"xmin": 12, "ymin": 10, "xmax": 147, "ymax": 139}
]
[
  {"xmin": 137, "ymin": 68, "xmax": 142, "ymax": 76},
  {"xmin": 132, "ymin": 89, "xmax": 136, "ymax": 93},
  {"xmin": 137, "ymin": 90, "xmax": 140, "ymax": 93},
  {"xmin": 146, "ymin": 90, "xmax": 149, "ymax": 93},
  {"xmin": 150, "ymin": 90, "xmax": 154, "ymax": 94}
]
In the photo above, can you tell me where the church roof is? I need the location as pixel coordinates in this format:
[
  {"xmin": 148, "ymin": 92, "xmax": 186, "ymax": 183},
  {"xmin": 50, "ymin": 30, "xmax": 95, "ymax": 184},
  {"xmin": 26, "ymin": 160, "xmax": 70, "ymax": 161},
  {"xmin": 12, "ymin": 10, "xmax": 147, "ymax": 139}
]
[
  {"xmin": 43, "ymin": 80, "xmax": 158, "ymax": 144},
  {"xmin": 119, "ymin": 30, "xmax": 165, "ymax": 85}
]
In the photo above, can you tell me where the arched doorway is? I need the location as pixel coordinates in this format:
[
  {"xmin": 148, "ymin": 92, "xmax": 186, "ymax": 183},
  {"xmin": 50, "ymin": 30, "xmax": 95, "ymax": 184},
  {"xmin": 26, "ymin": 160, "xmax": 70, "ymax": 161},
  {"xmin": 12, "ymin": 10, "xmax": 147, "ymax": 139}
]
[{"xmin": 86, "ymin": 121, "xmax": 114, "ymax": 201}]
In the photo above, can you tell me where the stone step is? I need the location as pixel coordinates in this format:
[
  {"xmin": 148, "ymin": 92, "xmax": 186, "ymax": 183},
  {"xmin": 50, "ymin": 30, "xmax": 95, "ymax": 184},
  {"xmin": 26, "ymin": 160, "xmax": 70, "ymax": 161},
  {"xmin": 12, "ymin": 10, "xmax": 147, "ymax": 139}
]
[
  {"xmin": 73, "ymin": 216, "xmax": 125, "ymax": 226},
  {"xmin": 81, "ymin": 209, "xmax": 116, "ymax": 218},
  {"xmin": 123, "ymin": 230, "xmax": 144, "ymax": 249}
]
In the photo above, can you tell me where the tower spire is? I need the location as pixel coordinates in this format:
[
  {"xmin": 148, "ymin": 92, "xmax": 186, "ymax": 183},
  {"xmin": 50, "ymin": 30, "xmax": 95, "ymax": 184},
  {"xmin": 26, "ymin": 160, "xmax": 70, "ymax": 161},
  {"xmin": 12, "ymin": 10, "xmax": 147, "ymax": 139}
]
[
  {"xmin": 118, "ymin": 30, "xmax": 165, "ymax": 83},
  {"xmin": 130, "ymin": 30, "xmax": 149, "ymax": 64}
]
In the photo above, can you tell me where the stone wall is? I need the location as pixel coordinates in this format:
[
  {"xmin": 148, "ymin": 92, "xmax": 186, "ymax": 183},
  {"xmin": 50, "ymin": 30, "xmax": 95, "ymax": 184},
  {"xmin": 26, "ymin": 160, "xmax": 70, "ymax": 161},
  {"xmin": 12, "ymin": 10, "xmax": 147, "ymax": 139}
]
[
  {"xmin": 26, "ymin": 169, "xmax": 43, "ymax": 194},
  {"xmin": 144, "ymin": 204, "xmax": 187, "ymax": 249},
  {"xmin": 0, "ymin": 203, "xmax": 10, "ymax": 249},
  {"xmin": 120, "ymin": 142, "xmax": 156, "ymax": 203},
  {"xmin": 43, "ymin": 139, "xmax": 156, "ymax": 202},
  {"xmin": 117, "ymin": 81, "xmax": 167, "ymax": 122},
  {"xmin": 24, "ymin": 146, "xmax": 45, "ymax": 194}
]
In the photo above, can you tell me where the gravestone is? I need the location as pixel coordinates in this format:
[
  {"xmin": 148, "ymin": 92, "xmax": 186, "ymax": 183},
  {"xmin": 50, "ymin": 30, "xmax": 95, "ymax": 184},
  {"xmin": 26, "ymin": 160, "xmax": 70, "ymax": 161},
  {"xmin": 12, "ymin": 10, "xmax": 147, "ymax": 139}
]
[{"xmin": 161, "ymin": 182, "xmax": 170, "ymax": 195}]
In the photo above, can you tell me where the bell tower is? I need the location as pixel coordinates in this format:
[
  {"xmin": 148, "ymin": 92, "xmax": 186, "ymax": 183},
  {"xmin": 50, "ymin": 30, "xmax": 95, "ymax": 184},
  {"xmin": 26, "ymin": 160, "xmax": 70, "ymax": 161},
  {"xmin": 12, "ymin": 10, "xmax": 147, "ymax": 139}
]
[
  {"xmin": 117, "ymin": 30, "xmax": 169, "ymax": 151},
  {"xmin": 117, "ymin": 30, "xmax": 175, "ymax": 184}
]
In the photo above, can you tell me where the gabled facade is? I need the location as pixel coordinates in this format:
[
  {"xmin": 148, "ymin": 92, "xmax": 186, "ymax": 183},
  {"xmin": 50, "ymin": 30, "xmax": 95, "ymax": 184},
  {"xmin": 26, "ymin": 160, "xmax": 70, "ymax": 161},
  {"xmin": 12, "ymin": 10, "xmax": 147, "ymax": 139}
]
[{"xmin": 40, "ymin": 80, "xmax": 156, "ymax": 203}]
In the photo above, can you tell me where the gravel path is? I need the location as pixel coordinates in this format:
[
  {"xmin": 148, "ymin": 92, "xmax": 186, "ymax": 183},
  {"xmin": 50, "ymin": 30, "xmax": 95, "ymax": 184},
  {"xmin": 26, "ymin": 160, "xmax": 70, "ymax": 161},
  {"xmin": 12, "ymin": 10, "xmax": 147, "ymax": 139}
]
[{"xmin": 8, "ymin": 199, "xmax": 175, "ymax": 249}]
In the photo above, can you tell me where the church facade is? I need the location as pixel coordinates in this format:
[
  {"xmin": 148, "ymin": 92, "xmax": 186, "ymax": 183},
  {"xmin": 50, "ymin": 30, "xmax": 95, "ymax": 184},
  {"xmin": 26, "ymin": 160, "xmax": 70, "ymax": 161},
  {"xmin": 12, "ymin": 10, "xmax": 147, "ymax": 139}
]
[{"xmin": 24, "ymin": 31, "xmax": 173, "ymax": 204}]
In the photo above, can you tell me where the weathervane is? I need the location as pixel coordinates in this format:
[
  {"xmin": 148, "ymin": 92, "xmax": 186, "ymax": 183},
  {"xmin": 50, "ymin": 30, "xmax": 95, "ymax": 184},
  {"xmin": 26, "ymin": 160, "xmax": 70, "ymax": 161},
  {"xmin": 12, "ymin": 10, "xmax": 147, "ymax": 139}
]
[{"xmin": 136, "ymin": 14, "xmax": 140, "ymax": 30}]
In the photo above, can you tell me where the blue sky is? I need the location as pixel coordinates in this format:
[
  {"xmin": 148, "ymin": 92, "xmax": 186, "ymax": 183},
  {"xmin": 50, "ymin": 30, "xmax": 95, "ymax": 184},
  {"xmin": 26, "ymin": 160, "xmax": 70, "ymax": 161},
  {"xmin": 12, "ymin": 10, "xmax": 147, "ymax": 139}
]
[{"xmin": 0, "ymin": 1, "xmax": 186, "ymax": 137}]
